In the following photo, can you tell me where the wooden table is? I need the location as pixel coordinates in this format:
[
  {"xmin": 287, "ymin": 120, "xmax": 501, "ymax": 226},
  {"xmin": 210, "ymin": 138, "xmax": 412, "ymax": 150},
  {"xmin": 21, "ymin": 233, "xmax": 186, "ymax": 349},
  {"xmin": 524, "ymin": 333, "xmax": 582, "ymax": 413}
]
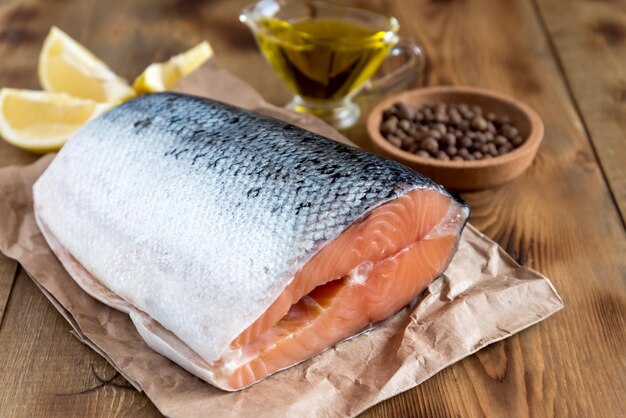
[{"xmin": 0, "ymin": 0, "xmax": 624, "ymax": 416}]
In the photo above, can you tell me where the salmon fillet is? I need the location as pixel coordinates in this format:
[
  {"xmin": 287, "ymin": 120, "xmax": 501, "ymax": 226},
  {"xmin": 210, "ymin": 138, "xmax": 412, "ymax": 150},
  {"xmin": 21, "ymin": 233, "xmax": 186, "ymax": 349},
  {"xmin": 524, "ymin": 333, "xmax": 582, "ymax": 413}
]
[
  {"xmin": 33, "ymin": 93, "xmax": 469, "ymax": 391},
  {"xmin": 222, "ymin": 189, "xmax": 462, "ymax": 389}
]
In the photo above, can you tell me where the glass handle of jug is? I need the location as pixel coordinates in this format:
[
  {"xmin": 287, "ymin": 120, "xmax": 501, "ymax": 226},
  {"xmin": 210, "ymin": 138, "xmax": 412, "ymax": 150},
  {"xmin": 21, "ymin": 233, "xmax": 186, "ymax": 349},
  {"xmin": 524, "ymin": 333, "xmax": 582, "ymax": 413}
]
[{"xmin": 359, "ymin": 40, "xmax": 426, "ymax": 97}]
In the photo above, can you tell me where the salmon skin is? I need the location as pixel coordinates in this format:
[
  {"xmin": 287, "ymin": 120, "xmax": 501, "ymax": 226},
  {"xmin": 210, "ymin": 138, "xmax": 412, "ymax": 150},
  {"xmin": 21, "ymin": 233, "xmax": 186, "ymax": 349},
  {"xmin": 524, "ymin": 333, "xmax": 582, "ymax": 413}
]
[{"xmin": 33, "ymin": 93, "xmax": 469, "ymax": 391}]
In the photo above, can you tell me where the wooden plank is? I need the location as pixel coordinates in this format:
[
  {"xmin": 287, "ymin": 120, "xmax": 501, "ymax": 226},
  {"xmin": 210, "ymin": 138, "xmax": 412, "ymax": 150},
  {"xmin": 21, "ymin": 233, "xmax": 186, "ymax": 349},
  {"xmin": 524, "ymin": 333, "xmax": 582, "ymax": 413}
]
[
  {"xmin": 532, "ymin": 0, "xmax": 626, "ymax": 226},
  {"xmin": 0, "ymin": 270, "xmax": 161, "ymax": 417}
]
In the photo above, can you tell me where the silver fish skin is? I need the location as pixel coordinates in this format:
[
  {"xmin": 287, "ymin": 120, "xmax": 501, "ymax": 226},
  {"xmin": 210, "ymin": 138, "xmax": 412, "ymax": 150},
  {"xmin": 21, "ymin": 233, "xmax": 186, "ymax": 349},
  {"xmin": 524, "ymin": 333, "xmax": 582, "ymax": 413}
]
[{"xmin": 33, "ymin": 93, "xmax": 468, "ymax": 372}]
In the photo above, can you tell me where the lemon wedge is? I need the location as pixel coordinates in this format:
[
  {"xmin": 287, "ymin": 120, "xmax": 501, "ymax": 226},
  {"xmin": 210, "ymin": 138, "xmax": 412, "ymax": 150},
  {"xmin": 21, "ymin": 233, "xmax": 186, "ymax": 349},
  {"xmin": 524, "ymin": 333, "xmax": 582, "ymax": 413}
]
[
  {"xmin": 133, "ymin": 41, "xmax": 213, "ymax": 94},
  {"xmin": 38, "ymin": 27, "xmax": 134, "ymax": 103},
  {"xmin": 0, "ymin": 88, "xmax": 112, "ymax": 153}
]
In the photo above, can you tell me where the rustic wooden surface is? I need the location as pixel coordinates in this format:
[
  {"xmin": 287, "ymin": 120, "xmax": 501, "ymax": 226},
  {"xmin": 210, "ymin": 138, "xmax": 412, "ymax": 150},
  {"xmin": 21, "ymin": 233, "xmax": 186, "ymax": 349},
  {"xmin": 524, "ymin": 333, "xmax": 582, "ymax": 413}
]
[
  {"xmin": 0, "ymin": 0, "xmax": 624, "ymax": 417},
  {"xmin": 534, "ymin": 0, "xmax": 626, "ymax": 226}
]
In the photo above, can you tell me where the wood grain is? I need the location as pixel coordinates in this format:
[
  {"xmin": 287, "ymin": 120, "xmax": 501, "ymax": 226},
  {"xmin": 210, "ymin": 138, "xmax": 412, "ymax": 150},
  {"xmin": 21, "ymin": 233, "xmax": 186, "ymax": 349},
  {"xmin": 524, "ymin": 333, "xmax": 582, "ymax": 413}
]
[
  {"xmin": 0, "ymin": 0, "xmax": 624, "ymax": 417},
  {"xmin": 0, "ymin": 256, "xmax": 17, "ymax": 326},
  {"xmin": 0, "ymin": 0, "xmax": 40, "ymax": 167},
  {"xmin": 533, "ymin": 0, "xmax": 626, "ymax": 226},
  {"xmin": 354, "ymin": 1, "xmax": 626, "ymax": 415},
  {"xmin": 0, "ymin": 270, "xmax": 160, "ymax": 417}
]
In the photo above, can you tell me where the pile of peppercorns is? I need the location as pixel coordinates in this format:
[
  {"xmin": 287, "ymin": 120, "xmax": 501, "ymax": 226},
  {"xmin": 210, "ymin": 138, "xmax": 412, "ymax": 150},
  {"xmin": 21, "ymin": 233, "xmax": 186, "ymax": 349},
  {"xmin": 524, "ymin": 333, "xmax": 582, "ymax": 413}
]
[{"xmin": 379, "ymin": 102, "xmax": 525, "ymax": 161}]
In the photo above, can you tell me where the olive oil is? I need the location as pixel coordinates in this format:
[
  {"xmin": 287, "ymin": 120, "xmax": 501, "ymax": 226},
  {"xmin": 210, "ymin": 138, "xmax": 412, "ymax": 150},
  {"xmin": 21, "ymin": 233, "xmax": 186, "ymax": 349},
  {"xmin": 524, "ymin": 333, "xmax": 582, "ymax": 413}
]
[{"xmin": 255, "ymin": 18, "xmax": 393, "ymax": 102}]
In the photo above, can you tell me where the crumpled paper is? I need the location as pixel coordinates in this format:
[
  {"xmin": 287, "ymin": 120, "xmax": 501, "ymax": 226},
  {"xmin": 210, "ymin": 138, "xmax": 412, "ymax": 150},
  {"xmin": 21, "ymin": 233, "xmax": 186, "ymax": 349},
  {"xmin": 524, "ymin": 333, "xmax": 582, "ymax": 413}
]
[{"xmin": 0, "ymin": 60, "xmax": 563, "ymax": 418}]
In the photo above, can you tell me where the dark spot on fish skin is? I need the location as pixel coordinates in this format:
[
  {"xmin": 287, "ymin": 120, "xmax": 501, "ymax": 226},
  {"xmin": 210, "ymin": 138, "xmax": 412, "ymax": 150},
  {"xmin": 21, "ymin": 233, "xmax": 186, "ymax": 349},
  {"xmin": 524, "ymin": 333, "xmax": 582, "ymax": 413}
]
[
  {"xmin": 164, "ymin": 148, "xmax": 189, "ymax": 160},
  {"xmin": 592, "ymin": 19, "xmax": 626, "ymax": 45},
  {"xmin": 133, "ymin": 118, "xmax": 153, "ymax": 130},
  {"xmin": 247, "ymin": 187, "xmax": 261, "ymax": 198},
  {"xmin": 169, "ymin": 115, "xmax": 185, "ymax": 125},
  {"xmin": 162, "ymin": 97, "xmax": 177, "ymax": 110},
  {"xmin": 208, "ymin": 156, "xmax": 226, "ymax": 168},
  {"xmin": 329, "ymin": 172, "xmax": 345, "ymax": 183},
  {"xmin": 190, "ymin": 128, "xmax": 206, "ymax": 138},
  {"xmin": 229, "ymin": 117, "xmax": 239, "ymax": 124},
  {"xmin": 191, "ymin": 152, "xmax": 208, "ymax": 166},
  {"xmin": 318, "ymin": 164, "xmax": 339, "ymax": 175},
  {"xmin": 176, "ymin": 148, "xmax": 189, "ymax": 159},
  {"xmin": 0, "ymin": 28, "xmax": 37, "ymax": 44},
  {"xmin": 295, "ymin": 201, "xmax": 311, "ymax": 215}
]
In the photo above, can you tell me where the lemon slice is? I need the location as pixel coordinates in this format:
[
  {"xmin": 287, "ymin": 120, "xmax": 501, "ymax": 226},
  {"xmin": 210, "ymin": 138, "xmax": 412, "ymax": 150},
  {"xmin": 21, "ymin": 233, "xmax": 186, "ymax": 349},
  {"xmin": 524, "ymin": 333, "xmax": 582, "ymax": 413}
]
[
  {"xmin": 133, "ymin": 41, "xmax": 213, "ymax": 93},
  {"xmin": 0, "ymin": 88, "xmax": 111, "ymax": 153},
  {"xmin": 38, "ymin": 27, "xmax": 134, "ymax": 103}
]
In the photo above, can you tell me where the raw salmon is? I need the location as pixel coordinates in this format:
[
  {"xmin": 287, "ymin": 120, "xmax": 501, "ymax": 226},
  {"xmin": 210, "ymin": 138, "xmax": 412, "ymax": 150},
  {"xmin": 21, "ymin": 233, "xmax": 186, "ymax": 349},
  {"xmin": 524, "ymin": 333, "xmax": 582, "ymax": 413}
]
[{"xmin": 33, "ymin": 93, "xmax": 469, "ymax": 391}]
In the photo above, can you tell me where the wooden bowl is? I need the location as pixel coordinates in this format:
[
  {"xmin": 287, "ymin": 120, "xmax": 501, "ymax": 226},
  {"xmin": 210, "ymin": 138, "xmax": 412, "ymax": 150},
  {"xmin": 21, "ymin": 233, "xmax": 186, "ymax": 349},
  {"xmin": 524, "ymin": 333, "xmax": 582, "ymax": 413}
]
[{"xmin": 367, "ymin": 86, "xmax": 544, "ymax": 190}]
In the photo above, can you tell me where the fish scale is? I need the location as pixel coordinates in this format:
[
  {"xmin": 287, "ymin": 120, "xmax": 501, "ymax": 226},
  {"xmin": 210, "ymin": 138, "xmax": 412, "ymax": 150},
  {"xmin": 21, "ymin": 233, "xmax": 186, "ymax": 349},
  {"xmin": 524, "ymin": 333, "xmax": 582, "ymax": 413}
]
[{"xmin": 33, "ymin": 92, "xmax": 469, "ymax": 390}]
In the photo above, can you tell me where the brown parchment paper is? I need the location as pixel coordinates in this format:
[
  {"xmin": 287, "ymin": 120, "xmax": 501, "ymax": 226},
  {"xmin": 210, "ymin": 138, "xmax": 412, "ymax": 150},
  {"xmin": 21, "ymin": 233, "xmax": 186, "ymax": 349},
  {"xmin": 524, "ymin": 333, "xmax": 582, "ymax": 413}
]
[{"xmin": 0, "ymin": 61, "xmax": 563, "ymax": 418}]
